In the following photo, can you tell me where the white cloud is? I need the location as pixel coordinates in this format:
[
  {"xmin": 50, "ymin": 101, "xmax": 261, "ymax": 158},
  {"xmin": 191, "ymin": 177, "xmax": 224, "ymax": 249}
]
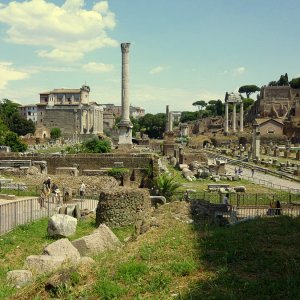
[
  {"xmin": 0, "ymin": 62, "xmax": 29, "ymax": 89},
  {"xmin": 233, "ymin": 66, "xmax": 246, "ymax": 76},
  {"xmin": 82, "ymin": 62, "xmax": 114, "ymax": 73},
  {"xmin": 149, "ymin": 66, "xmax": 168, "ymax": 75},
  {"xmin": 0, "ymin": 0, "xmax": 117, "ymax": 62}
]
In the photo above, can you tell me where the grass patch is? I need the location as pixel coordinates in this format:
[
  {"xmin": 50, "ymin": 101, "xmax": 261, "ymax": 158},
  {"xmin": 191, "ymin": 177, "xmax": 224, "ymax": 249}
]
[
  {"xmin": 0, "ymin": 217, "xmax": 96, "ymax": 299},
  {"xmin": 8, "ymin": 202, "xmax": 300, "ymax": 299},
  {"xmin": 179, "ymin": 216, "xmax": 300, "ymax": 299}
]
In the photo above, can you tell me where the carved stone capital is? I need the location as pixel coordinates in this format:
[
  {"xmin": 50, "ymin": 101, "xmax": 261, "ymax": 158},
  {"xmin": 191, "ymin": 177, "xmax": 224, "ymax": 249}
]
[{"xmin": 121, "ymin": 43, "xmax": 130, "ymax": 53}]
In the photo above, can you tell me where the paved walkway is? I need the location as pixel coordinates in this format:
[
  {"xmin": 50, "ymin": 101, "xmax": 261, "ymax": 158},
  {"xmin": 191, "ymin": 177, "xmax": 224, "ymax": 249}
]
[{"xmin": 227, "ymin": 164, "xmax": 300, "ymax": 193}]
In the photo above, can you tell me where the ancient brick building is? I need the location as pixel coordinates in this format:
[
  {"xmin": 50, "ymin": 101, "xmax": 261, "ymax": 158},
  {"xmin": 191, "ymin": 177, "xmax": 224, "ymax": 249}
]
[{"xmin": 35, "ymin": 85, "xmax": 103, "ymax": 139}]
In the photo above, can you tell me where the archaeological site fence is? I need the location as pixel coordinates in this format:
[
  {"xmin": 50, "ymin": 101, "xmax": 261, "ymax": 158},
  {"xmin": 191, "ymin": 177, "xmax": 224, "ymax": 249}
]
[
  {"xmin": 175, "ymin": 191, "xmax": 300, "ymax": 218},
  {"xmin": 0, "ymin": 198, "xmax": 98, "ymax": 236}
]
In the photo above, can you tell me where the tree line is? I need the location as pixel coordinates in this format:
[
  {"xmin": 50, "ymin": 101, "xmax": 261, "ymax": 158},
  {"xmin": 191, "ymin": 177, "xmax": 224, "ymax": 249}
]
[{"xmin": 0, "ymin": 99, "xmax": 35, "ymax": 152}]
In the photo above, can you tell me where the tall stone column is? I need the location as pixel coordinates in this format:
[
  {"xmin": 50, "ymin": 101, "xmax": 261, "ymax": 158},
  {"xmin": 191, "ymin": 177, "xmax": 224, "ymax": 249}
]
[
  {"xmin": 239, "ymin": 102, "xmax": 244, "ymax": 132},
  {"xmin": 86, "ymin": 110, "xmax": 90, "ymax": 134},
  {"xmin": 118, "ymin": 42, "xmax": 132, "ymax": 145},
  {"xmin": 169, "ymin": 112, "xmax": 173, "ymax": 132},
  {"xmin": 232, "ymin": 103, "xmax": 236, "ymax": 133},
  {"xmin": 224, "ymin": 102, "xmax": 229, "ymax": 134},
  {"xmin": 92, "ymin": 108, "xmax": 95, "ymax": 134},
  {"xmin": 80, "ymin": 110, "xmax": 84, "ymax": 134},
  {"xmin": 165, "ymin": 105, "xmax": 169, "ymax": 132},
  {"xmin": 252, "ymin": 124, "xmax": 260, "ymax": 159}
]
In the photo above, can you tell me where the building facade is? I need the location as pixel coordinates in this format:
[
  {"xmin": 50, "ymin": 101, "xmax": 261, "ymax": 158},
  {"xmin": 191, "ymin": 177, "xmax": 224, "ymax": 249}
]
[
  {"xmin": 19, "ymin": 104, "xmax": 38, "ymax": 124},
  {"xmin": 36, "ymin": 85, "xmax": 103, "ymax": 139}
]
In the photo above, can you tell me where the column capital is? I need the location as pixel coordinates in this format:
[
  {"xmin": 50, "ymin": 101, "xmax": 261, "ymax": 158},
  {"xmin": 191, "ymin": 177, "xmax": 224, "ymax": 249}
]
[{"xmin": 121, "ymin": 43, "xmax": 130, "ymax": 53}]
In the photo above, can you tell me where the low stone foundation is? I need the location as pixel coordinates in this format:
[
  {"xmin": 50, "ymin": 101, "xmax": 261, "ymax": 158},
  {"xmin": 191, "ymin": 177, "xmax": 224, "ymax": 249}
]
[{"xmin": 96, "ymin": 187, "xmax": 151, "ymax": 227}]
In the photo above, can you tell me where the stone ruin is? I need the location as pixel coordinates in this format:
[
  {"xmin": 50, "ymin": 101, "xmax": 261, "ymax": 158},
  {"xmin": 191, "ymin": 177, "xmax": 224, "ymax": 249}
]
[{"xmin": 96, "ymin": 187, "xmax": 151, "ymax": 228}]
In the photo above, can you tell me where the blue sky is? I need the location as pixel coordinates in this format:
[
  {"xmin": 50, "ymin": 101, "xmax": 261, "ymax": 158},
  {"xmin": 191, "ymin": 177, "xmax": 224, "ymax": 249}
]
[{"xmin": 0, "ymin": 0, "xmax": 300, "ymax": 113}]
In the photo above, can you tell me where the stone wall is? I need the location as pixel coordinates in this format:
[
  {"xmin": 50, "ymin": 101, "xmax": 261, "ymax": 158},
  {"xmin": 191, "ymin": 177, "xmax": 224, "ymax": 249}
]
[
  {"xmin": 179, "ymin": 151, "xmax": 208, "ymax": 165},
  {"xmin": 0, "ymin": 153, "xmax": 155, "ymax": 176},
  {"xmin": 96, "ymin": 187, "xmax": 151, "ymax": 227}
]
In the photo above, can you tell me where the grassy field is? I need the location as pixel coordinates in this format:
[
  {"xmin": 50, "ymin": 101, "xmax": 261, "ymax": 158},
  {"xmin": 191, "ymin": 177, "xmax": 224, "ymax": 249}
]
[
  {"xmin": 0, "ymin": 217, "xmax": 98, "ymax": 299},
  {"xmin": 2, "ymin": 202, "xmax": 300, "ymax": 299}
]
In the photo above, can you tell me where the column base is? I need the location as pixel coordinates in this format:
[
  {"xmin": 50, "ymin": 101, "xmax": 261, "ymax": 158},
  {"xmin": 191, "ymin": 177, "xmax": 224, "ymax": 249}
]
[{"xmin": 118, "ymin": 124, "xmax": 132, "ymax": 145}]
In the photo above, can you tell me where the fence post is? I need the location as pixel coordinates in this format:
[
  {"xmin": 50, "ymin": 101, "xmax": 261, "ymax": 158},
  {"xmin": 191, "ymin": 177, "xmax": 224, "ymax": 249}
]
[
  {"xmin": 47, "ymin": 196, "xmax": 50, "ymax": 217},
  {"xmin": 30, "ymin": 198, "xmax": 33, "ymax": 221},
  {"xmin": 14, "ymin": 201, "xmax": 17, "ymax": 228}
]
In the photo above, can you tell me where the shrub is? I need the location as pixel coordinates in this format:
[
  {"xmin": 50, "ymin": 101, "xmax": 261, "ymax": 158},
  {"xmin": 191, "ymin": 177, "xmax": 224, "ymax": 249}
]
[
  {"xmin": 107, "ymin": 168, "xmax": 129, "ymax": 180},
  {"xmin": 153, "ymin": 173, "xmax": 181, "ymax": 201},
  {"xmin": 81, "ymin": 137, "xmax": 111, "ymax": 153},
  {"xmin": 50, "ymin": 127, "xmax": 61, "ymax": 139}
]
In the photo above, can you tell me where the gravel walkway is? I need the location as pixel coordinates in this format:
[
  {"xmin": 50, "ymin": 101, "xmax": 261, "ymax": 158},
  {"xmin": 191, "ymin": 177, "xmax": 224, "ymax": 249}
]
[{"xmin": 227, "ymin": 164, "xmax": 300, "ymax": 193}]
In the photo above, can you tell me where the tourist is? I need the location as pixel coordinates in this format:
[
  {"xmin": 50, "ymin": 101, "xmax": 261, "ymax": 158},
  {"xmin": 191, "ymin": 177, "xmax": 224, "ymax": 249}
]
[
  {"xmin": 80, "ymin": 181, "xmax": 86, "ymax": 199},
  {"xmin": 44, "ymin": 176, "xmax": 51, "ymax": 189},
  {"xmin": 251, "ymin": 168, "xmax": 255, "ymax": 177},
  {"xmin": 275, "ymin": 200, "xmax": 281, "ymax": 215},
  {"xmin": 223, "ymin": 193, "xmax": 229, "ymax": 205},
  {"xmin": 51, "ymin": 182, "xmax": 61, "ymax": 204}
]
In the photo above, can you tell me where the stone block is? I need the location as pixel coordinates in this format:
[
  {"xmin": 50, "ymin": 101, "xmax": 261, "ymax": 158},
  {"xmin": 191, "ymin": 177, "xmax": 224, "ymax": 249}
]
[
  {"xmin": 47, "ymin": 214, "xmax": 77, "ymax": 237},
  {"xmin": 43, "ymin": 238, "xmax": 81, "ymax": 264},
  {"xmin": 25, "ymin": 255, "xmax": 65, "ymax": 275},
  {"xmin": 6, "ymin": 270, "xmax": 32, "ymax": 288},
  {"xmin": 72, "ymin": 224, "xmax": 121, "ymax": 256}
]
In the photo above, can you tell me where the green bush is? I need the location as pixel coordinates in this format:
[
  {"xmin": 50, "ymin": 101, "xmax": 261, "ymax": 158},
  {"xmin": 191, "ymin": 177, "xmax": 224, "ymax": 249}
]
[
  {"xmin": 107, "ymin": 168, "xmax": 129, "ymax": 180},
  {"xmin": 50, "ymin": 127, "xmax": 61, "ymax": 139},
  {"xmin": 82, "ymin": 137, "xmax": 111, "ymax": 153},
  {"xmin": 153, "ymin": 173, "xmax": 181, "ymax": 201}
]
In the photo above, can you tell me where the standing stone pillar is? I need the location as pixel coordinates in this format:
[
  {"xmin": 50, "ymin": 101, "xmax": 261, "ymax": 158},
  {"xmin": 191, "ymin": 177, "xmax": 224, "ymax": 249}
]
[
  {"xmin": 165, "ymin": 105, "xmax": 169, "ymax": 132},
  {"xmin": 86, "ymin": 110, "xmax": 90, "ymax": 134},
  {"xmin": 239, "ymin": 102, "xmax": 244, "ymax": 132},
  {"xmin": 169, "ymin": 112, "xmax": 173, "ymax": 132},
  {"xmin": 232, "ymin": 103, "xmax": 236, "ymax": 133},
  {"xmin": 252, "ymin": 124, "xmax": 260, "ymax": 159},
  {"xmin": 80, "ymin": 110, "xmax": 84, "ymax": 134},
  {"xmin": 118, "ymin": 43, "xmax": 132, "ymax": 145},
  {"xmin": 92, "ymin": 108, "xmax": 95, "ymax": 134},
  {"xmin": 224, "ymin": 102, "xmax": 229, "ymax": 134}
]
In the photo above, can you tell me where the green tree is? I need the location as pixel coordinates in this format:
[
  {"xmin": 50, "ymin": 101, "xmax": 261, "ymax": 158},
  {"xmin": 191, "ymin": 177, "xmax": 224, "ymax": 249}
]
[
  {"xmin": 130, "ymin": 117, "xmax": 140, "ymax": 137},
  {"xmin": 238, "ymin": 85, "xmax": 260, "ymax": 98},
  {"xmin": 4, "ymin": 132, "xmax": 27, "ymax": 152},
  {"xmin": 153, "ymin": 173, "xmax": 181, "ymax": 201},
  {"xmin": 192, "ymin": 100, "xmax": 207, "ymax": 111},
  {"xmin": 50, "ymin": 127, "xmax": 62, "ymax": 139},
  {"xmin": 138, "ymin": 113, "xmax": 166, "ymax": 139},
  {"xmin": 0, "ymin": 99, "xmax": 20, "ymax": 124},
  {"xmin": 277, "ymin": 73, "xmax": 289, "ymax": 86},
  {"xmin": 289, "ymin": 77, "xmax": 300, "ymax": 89},
  {"xmin": 81, "ymin": 137, "xmax": 111, "ymax": 153},
  {"xmin": 180, "ymin": 111, "xmax": 198, "ymax": 123},
  {"xmin": 0, "ymin": 99, "xmax": 35, "ymax": 136},
  {"xmin": 243, "ymin": 98, "xmax": 255, "ymax": 110},
  {"xmin": 9, "ymin": 113, "xmax": 35, "ymax": 136},
  {"xmin": 268, "ymin": 81, "xmax": 278, "ymax": 86}
]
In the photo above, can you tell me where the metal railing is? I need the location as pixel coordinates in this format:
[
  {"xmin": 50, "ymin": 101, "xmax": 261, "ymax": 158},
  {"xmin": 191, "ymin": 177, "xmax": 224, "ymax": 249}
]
[
  {"xmin": 203, "ymin": 150, "xmax": 300, "ymax": 194},
  {"xmin": 0, "ymin": 197, "xmax": 98, "ymax": 236}
]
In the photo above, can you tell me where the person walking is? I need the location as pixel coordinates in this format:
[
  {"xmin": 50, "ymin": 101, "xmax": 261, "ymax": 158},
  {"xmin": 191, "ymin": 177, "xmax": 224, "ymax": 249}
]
[
  {"xmin": 79, "ymin": 181, "xmax": 86, "ymax": 200},
  {"xmin": 251, "ymin": 168, "xmax": 255, "ymax": 177}
]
